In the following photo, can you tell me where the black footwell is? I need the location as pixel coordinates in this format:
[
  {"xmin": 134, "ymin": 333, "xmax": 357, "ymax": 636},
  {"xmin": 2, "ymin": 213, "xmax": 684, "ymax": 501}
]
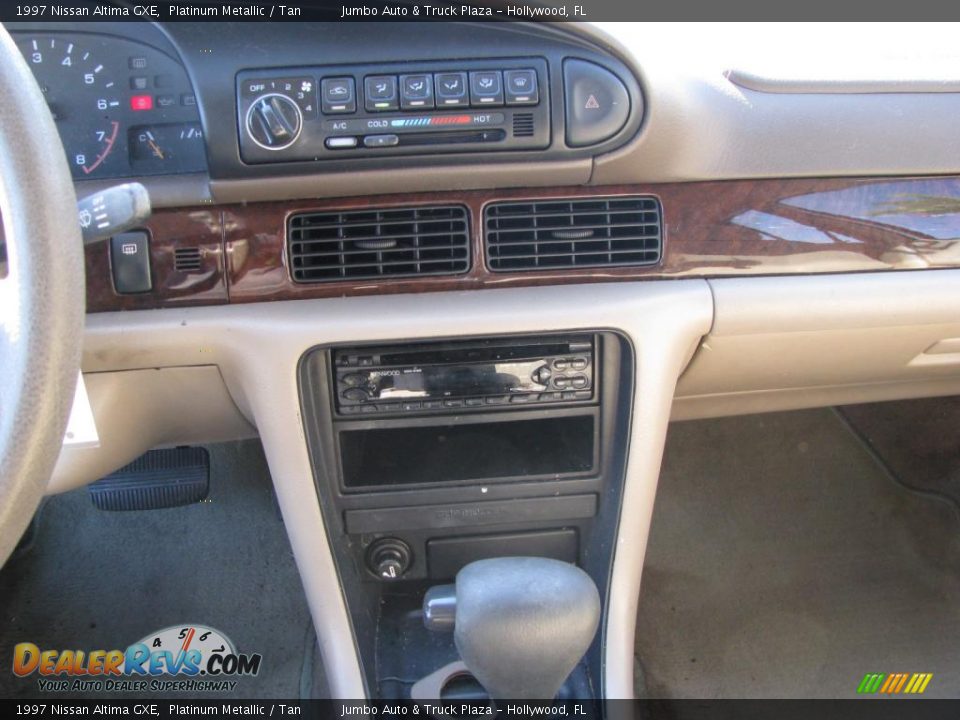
[{"xmin": 0, "ymin": 440, "xmax": 323, "ymax": 699}]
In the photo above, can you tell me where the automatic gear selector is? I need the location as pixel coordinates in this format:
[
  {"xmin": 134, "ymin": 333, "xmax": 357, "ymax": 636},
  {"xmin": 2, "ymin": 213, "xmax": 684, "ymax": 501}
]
[{"xmin": 413, "ymin": 557, "xmax": 600, "ymax": 700}]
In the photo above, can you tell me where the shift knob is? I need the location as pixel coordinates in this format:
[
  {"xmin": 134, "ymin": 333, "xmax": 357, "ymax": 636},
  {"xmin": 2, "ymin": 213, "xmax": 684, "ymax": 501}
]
[{"xmin": 453, "ymin": 557, "xmax": 600, "ymax": 699}]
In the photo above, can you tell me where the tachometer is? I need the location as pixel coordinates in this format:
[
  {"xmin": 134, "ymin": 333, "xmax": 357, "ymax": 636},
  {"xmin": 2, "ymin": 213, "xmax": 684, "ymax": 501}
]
[{"xmin": 16, "ymin": 35, "xmax": 124, "ymax": 179}]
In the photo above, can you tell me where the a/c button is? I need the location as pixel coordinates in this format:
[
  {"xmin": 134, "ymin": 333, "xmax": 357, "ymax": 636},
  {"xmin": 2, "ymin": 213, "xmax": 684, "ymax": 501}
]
[{"xmin": 325, "ymin": 136, "xmax": 358, "ymax": 149}]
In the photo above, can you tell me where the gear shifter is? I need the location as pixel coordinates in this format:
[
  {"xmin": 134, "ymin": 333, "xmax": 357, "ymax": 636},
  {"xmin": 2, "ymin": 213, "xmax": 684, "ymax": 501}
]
[{"xmin": 417, "ymin": 557, "xmax": 601, "ymax": 700}]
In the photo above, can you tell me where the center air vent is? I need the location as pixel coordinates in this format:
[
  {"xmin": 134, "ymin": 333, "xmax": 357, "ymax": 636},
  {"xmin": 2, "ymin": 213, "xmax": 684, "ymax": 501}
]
[
  {"xmin": 485, "ymin": 196, "xmax": 662, "ymax": 272},
  {"xmin": 288, "ymin": 205, "xmax": 470, "ymax": 283}
]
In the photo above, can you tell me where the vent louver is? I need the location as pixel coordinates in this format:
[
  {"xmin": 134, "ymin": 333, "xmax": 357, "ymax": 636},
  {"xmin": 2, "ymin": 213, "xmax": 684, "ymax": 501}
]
[
  {"xmin": 485, "ymin": 196, "xmax": 662, "ymax": 272},
  {"xmin": 173, "ymin": 247, "xmax": 202, "ymax": 272},
  {"xmin": 288, "ymin": 205, "xmax": 470, "ymax": 283},
  {"xmin": 512, "ymin": 113, "xmax": 535, "ymax": 137}
]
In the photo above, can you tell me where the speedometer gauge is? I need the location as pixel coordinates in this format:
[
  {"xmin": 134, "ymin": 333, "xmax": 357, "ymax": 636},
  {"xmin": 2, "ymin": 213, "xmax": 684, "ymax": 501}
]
[{"xmin": 17, "ymin": 36, "xmax": 124, "ymax": 178}]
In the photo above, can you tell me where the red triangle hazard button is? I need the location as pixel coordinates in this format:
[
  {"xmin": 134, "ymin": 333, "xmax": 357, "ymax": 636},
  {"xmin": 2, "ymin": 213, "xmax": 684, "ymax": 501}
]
[{"xmin": 584, "ymin": 94, "xmax": 600, "ymax": 109}]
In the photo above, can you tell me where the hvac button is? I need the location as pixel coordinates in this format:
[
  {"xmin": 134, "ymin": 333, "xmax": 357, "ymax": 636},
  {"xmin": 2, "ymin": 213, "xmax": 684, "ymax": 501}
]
[
  {"xmin": 325, "ymin": 136, "xmax": 358, "ymax": 149},
  {"xmin": 364, "ymin": 75, "xmax": 399, "ymax": 112},
  {"xmin": 504, "ymin": 69, "xmax": 538, "ymax": 105},
  {"xmin": 563, "ymin": 58, "xmax": 629, "ymax": 147},
  {"xmin": 363, "ymin": 134, "xmax": 399, "ymax": 148},
  {"xmin": 435, "ymin": 72, "xmax": 469, "ymax": 107},
  {"xmin": 321, "ymin": 77, "xmax": 356, "ymax": 114},
  {"xmin": 469, "ymin": 71, "xmax": 504, "ymax": 106},
  {"xmin": 400, "ymin": 74, "xmax": 434, "ymax": 109}
]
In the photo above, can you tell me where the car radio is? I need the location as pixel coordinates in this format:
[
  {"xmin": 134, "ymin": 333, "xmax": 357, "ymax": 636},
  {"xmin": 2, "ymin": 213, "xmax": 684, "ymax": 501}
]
[
  {"xmin": 236, "ymin": 57, "xmax": 550, "ymax": 163},
  {"xmin": 332, "ymin": 334, "xmax": 595, "ymax": 416}
]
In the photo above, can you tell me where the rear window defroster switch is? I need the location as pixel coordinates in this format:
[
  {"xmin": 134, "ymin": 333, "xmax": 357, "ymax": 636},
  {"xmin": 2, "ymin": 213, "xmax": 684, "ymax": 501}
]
[{"xmin": 110, "ymin": 230, "xmax": 152, "ymax": 294}]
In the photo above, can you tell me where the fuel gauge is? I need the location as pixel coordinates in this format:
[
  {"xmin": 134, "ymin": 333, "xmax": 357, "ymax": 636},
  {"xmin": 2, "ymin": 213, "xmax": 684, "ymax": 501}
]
[{"xmin": 129, "ymin": 122, "xmax": 207, "ymax": 174}]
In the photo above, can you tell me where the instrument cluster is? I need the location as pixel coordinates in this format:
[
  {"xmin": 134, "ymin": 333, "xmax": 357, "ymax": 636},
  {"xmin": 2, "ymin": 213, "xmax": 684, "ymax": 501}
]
[{"xmin": 14, "ymin": 31, "xmax": 207, "ymax": 180}]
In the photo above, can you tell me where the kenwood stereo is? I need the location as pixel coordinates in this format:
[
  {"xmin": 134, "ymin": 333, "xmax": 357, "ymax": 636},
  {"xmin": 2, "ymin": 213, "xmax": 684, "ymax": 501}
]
[{"xmin": 332, "ymin": 335, "xmax": 595, "ymax": 416}]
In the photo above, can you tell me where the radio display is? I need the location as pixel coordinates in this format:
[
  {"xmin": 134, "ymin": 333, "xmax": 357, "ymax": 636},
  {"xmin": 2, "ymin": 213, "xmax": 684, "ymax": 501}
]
[
  {"xmin": 367, "ymin": 360, "xmax": 545, "ymax": 401},
  {"xmin": 333, "ymin": 334, "xmax": 595, "ymax": 414}
]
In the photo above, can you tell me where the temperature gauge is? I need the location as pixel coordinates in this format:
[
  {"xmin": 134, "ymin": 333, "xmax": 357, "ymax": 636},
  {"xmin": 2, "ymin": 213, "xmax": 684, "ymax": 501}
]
[{"xmin": 129, "ymin": 122, "xmax": 206, "ymax": 174}]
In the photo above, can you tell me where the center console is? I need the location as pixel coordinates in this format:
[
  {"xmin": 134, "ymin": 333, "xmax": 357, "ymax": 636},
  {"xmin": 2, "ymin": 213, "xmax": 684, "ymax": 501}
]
[{"xmin": 299, "ymin": 331, "xmax": 634, "ymax": 699}]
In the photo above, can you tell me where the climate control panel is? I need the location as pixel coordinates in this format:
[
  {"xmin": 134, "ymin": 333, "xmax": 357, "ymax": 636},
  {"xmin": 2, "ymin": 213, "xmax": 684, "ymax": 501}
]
[{"xmin": 237, "ymin": 58, "xmax": 551, "ymax": 163}]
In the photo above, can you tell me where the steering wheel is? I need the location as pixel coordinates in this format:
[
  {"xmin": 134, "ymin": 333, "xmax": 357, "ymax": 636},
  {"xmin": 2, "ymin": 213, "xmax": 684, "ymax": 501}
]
[{"xmin": 0, "ymin": 26, "xmax": 85, "ymax": 564}]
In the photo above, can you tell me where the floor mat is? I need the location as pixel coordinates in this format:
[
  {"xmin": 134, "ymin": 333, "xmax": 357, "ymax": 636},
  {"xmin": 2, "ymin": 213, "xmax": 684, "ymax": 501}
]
[
  {"xmin": 840, "ymin": 396, "xmax": 960, "ymax": 512},
  {"xmin": 0, "ymin": 440, "xmax": 322, "ymax": 700},
  {"xmin": 636, "ymin": 407, "xmax": 960, "ymax": 699}
]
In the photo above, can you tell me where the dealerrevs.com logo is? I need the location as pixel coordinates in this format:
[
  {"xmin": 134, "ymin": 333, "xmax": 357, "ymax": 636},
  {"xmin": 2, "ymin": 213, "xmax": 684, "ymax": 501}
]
[{"xmin": 12, "ymin": 624, "xmax": 262, "ymax": 693}]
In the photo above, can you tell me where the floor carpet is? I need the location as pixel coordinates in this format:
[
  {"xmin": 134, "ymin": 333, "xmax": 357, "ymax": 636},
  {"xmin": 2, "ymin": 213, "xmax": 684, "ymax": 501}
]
[
  {"xmin": 0, "ymin": 440, "xmax": 323, "ymax": 700},
  {"xmin": 636, "ymin": 407, "xmax": 960, "ymax": 699}
]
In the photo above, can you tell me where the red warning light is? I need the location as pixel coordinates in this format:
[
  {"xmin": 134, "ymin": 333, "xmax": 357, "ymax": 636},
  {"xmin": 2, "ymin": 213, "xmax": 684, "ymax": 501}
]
[{"xmin": 130, "ymin": 95, "xmax": 153, "ymax": 111}]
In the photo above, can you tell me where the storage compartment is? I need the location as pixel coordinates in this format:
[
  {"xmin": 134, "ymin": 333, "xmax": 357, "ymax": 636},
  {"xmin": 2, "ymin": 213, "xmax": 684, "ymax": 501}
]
[
  {"xmin": 427, "ymin": 529, "xmax": 579, "ymax": 579},
  {"xmin": 339, "ymin": 414, "xmax": 596, "ymax": 489}
]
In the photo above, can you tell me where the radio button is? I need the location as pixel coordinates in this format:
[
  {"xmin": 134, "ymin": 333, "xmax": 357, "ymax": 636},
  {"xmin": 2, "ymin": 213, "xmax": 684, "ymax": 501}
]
[
  {"xmin": 423, "ymin": 400, "xmax": 443, "ymax": 410},
  {"xmin": 465, "ymin": 398, "xmax": 484, "ymax": 407},
  {"xmin": 360, "ymin": 405, "xmax": 378, "ymax": 414},
  {"xmin": 532, "ymin": 365, "xmax": 552, "ymax": 385},
  {"xmin": 570, "ymin": 358, "xmax": 589, "ymax": 371},
  {"xmin": 343, "ymin": 388, "xmax": 370, "ymax": 402},
  {"xmin": 341, "ymin": 373, "xmax": 366, "ymax": 387},
  {"xmin": 443, "ymin": 399, "xmax": 464, "ymax": 408},
  {"xmin": 540, "ymin": 392, "xmax": 562, "ymax": 401},
  {"xmin": 510, "ymin": 394, "xmax": 534, "ymax": 403},
  {"xmin": 553, "ymin": 376, "xmax": 571, "ymax": 389},
  {"xmin": 340, "ymin": 405, "xmax": 360, "ymax": 414},
  {"xmin": 553, "ymin": 359, "xmax": 570, "ymax": 371},
  {"xmin": 574, "ymin": 390, "xmax": 592, "ymax": 399},
  {"xmin": 402, "ymin": 401, "xmax": 422, "ymax": 411},
  {"xmin": 571, "ymin": 376, "xmax": 589, "ymax": 389},
  {"xmin": 485, "ymin": 396, "xmax": 509, "ymax": 405},
  {"xmin": 469, "ymin": 71, "xmax": 504, "ymax": 106},
  {"xmin": 400, "ymin": 74, "xmax": 434, "ymax": 109}
]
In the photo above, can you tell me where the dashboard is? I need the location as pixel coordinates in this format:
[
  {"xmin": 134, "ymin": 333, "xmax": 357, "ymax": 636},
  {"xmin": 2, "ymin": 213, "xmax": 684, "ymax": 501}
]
[
  {"xmin": 7, "ymin": 20, "xmax": 960, "ymax": 319},
  {"xmin": 11, "ymin": 21, "xmax": 642, "ymax": 192}
]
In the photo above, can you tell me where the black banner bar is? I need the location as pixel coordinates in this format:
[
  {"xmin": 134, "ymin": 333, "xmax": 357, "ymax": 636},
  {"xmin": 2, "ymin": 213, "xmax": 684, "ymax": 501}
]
[
  {"xmin": 3, "ymin": 0, "xmax": 960, "ymax": 22},
  {"xmin": 5, "ymin": 700, "xmax": 960, "ymax": 720}
]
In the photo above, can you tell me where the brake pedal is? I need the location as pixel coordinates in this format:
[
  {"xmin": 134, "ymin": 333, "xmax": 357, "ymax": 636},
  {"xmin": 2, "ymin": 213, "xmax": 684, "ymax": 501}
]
[{"xmin": 88, "ymin": 447, "xmax": 209, "ymax": 511}]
